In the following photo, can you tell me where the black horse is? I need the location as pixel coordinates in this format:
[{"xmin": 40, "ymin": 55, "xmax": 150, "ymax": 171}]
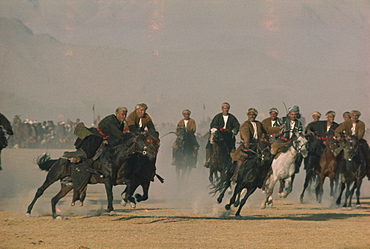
[
  {"xmin": 213, "ymin": 140, "xmax": 272, "ymax": 217},
  {"xmin": 172, "ymin": 126, "xmax": 198, "ymax": 180},
  {"xmin": 336, "ymin": 135, "xmax": 366, "ymax": 208},
  {"xmin": 26, "ymin": 132, "xmax": 160, "ymax": 219},
  {"xmin": 208, "ymin": 129, "xmax": 231, "ymax": 185}
]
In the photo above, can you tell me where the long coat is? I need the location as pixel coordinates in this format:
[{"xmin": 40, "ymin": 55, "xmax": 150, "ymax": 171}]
[
  {"xmin": 261, "ymin": 117, "xmax": 281, "ymax": 136},
  {"xmin": 335, "ymin": 119, "xmax": 365, "ymax": 140},
  {"xmin": 126, "ymin": 111, "xmax": 155, "ymax": 133}
]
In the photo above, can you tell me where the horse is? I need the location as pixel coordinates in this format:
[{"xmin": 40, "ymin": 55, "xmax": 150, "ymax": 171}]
[
  {"xmin": 314, "ymin": 136, "xmax": 339, "ymax": 203},
  {"xmin": 262, "ymin": 135, "xmax": 308, "ymax": 208},
  {"xmin": 220, "ymin": 140, "xmax": 272, "ymax": 217},
  {"xmin": 299, "ymin": 134, "xmax": 324, "ymax": 203},
  {"xmin": 172, "ymin": 126, "xmax": 198, "ymax": 180},
  {"xmin": 208, "ymin": 128, "xmax": 232, "ymax": 185},
  {"xmin": 335, "ymin": 135, "xmax": 366, "ymax": 208},
  {"xmin": 26, "ymin": 132, "xmax": 160, "ymax": 219}
]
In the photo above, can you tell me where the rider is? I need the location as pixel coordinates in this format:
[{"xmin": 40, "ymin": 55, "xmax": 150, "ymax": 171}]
[
  {"xmin": 334, "ymin": 110, "xmax": 370, "ymax": 180},
  {"xmin": 231, "ymin": 108, "xmax": 267, "ymax": 183},
  {"xmin": 342, "ymin": 111, "xmax": 351, "ymax": 122},
  {"xmin": 261, "ymin": 108, "xmax": 281, "ymax": 140},
  {"xmin": 172, "ymin": 109, "xmax": 199, "ymax": 167},
  {"xmin": 126, "ymin": 103, "xmax": 156, "ymax": 133},
  {"xmin": 304, "ymin": 110, "xmax": 339, "ymax": 170},
  {"xmin": 204, "ymin": 102, "xmax": 240, "ymax": 168},
  {"xmin": 270, "ymin": 105, "xmax": 304, "ymax": 157}
]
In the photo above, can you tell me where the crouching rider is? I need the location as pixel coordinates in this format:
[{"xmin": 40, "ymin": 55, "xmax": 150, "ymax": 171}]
[
  {"xmin": 63, "ymin": 107, "xmax": 128, "ymax": 203},
  {"xmin": 231, "ymin": 108, "xmax": 267, "ymax": 184}
]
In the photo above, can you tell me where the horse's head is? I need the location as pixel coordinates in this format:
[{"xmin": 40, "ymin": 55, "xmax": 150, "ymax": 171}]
[
  {"xmin": 293, "ymin": 135, "xmax": 309, "ymax": 158},
  {"xmin": 257, "ymin": 138, "xmax": 272, "ymax": 162},
  {"xmin": 343, "ymin": 135, "xmax": 360, "ymax": 161},
  {"xmin": 209, "ymin": 128, "xmax": 223, "ymax": 145},
  {"xmin": 135, "ymin": 131, "xmax": 160, "ymax": 161},
  {"xmin": 323, "ymin": 135, "xmax": 339, "ymax": 153},
  {"xmin": 175, "ymin": 126, "xmax": 186, "ymax": 146}
]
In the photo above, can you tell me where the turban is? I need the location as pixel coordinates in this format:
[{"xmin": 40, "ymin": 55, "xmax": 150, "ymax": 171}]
[
  {"xmin": 325, "ymin": 111, "xmax": 336, "ymax": 117},
  {"xmin": 247, "ymin": 108, "xmax": 258, "ymax": 115},
  {"xmin": 269, "ymin": 108, "xmax": 279, "ymax": 115}
]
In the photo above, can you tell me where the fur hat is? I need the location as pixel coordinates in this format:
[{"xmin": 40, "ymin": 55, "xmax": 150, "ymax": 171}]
[
  {"xmin": 311, "ymin": 111, "xmax": 321, "ymax": 118},
  {"xmin": 247, "ymin": 108, "xmax": 258, "ymax": 115},
  {"xmin": 269, "ymin": 108, "xmax": 279, "ymax": 115},
  {"xmin": 350, "ymin": 110, "xmax": 361, "ymax": 116},
  {"xmin": 221, "ymin": 102, "xmax": 230, "ymax": 108},
  {"xmin": 325, "ymin": 110, "xmax": 336, "ymax": 117},
  {"xmin": 288, "ymin": 105, "xmax": 300, "ymax": 114},
  {"xmin": 182, "ymin": 109, "xmax": 191, "ymax": 115}
]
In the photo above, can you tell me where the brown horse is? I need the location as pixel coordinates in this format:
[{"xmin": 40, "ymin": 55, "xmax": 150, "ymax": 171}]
[{"xmin": 315, "ymin": 136, "xmax": 339, "ymax": 203}]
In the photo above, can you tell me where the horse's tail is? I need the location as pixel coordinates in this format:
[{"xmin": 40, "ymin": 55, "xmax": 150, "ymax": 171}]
[
  {"xmin": 210, "ymin": 172, "xmax": 228, "ymax": 195},
  {"xmin": 36, "ymin": 153, "xmax": 57, "ymax": 171}
]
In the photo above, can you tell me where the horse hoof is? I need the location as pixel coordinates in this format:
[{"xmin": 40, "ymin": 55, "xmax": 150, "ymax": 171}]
[
  {"xmin": 130, "ymin": 202, "xmax": 136, "ymax": 209},
  {"xmin": 121, "ymin": 200, "xmax": 127, "ymax": 206},
  {"xmin": 25, "ymin": 213, "xmax": 31, "ymax": 217},
  {"xmin": 55, "ymin": 215, "xmax": 63, "ymax": 220},
  {"xmin": 299, "ymin": 197, "xmax": 303, "ymax": 204},
  {"xmin": 109, "ymin": 211, "xmax": 116, "ymax": 216},
  {"xmin": 235, "ymin": 214, "xmax": 242, "ymax": 218},
  {"xmin": 278, "ymin": 192, "xmax": 285, "ymax": 198},
  {"xmin": 225, "ymin": 204, "xmax": 231, "ymax": 210},
  {"xmin": 79, "ymin": 202, "xmax": 83, "ymax": 207},
  {"xmin": 356, "ymin": 204, "xmax": 361, "ymax": 208},
  {"xmin": 227, "ymin": 187, "xmax": 232, "ymax": 194},
  {"xmin": 234, "ymin": 201, "xmax": 239, "ymax": 207},
  {"xmin": 71, "ymin": 202, "xmax": 75, "ymax": 206},
  {"xmin": 217, "ymin": 197, "xmax": 222, "ymax": 204},
  {"xmin": 261, "ymin": 203, "xmax": 266, "ymax": 209}
]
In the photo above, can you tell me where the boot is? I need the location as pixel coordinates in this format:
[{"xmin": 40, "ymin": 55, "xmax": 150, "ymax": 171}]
[
  {"xmin": 231, "ymin": 155, "xmax": 247, "ymax": 183},
  {"xmin": 204, "ymin": 148, "xmax": 211, "ymax": 168}
]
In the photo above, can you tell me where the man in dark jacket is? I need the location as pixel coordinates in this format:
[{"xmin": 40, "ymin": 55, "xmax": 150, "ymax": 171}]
[{"xmin": 204, "ymin": 102, "xmax": 240, "ymax": 168}]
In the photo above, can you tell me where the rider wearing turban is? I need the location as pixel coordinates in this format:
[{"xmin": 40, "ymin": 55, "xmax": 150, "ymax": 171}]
[
  {"xmin": 262, "ymin": 107, "xmax": 281, "ymax": 138},
  {"xmin": 204, "ymin": 102, "xmax": 240, "ymax": 168},
  {"xmin": 231, "ymin": 108, "xmax": 267, "ymax": 183}
]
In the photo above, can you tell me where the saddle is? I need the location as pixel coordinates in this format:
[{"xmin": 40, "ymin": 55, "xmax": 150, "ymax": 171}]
[{"xmin": 274, "ymin": 142, "xmax": 291, "ymax": 159}]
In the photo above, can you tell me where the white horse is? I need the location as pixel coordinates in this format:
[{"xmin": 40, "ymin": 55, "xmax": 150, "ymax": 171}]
[{"xmin": 262, "ymin": 135, "xmax": 308, "ymax": 208}]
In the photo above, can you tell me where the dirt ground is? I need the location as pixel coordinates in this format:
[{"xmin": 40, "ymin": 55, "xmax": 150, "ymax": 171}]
[{"xmin": 1, "ymin": 148, "xmax": 370, "ymax": 249}]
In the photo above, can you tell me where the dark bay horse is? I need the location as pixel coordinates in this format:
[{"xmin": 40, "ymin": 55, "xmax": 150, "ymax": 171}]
[
  {"xmin": 219, "ymin": 140, "xmax": 272, "ymax": 217},
  {"xmin": 315, "ymin": 136, "xmax": 339, "ymax": 203},
  {"xmin": 173, "ymin": 126, "xmax": 198, "ymax": 180},
  {"xmin": 336, "ymin": 136, "xmax": 366, "ymax": 208},
  {"xmin": 26, "ymin": 132, "xmax": 160, "ymax": 219},
  {"xmin": 208, "ymin": 129, "xmax": 231, "ymax": 185}
]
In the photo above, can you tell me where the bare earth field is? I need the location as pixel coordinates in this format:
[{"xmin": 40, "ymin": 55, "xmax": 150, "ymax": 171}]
[{"xmin": 1, "ymin": 148, "xmax": 370, "ymax": 249}]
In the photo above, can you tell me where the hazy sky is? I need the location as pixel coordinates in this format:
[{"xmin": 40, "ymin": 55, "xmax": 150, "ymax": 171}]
[{"xmin": 0, "ymin": 0, "xmax": 369, "ymax": 127}]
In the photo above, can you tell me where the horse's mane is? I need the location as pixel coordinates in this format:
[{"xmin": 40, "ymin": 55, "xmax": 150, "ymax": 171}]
[{"xmin": 36, "ymin": 153, "xmax": 58, "ymax": 171}]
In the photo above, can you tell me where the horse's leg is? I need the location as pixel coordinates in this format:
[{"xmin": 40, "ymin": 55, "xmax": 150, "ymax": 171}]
[
  {"xmin": 103, "ymin": 178, "xmax": 115, "ymax": 214},
  {"xmin": 278, "ymin": 179, "xmax": 285, "ymax": 197},
  {"xmin": 336, "ymin": 181, "xmax": 345, "ymax": 206},
  {"xmin": 343, "ymin": 181, "xmax": 352, "ymax": 208},
  {"xmin": 209, "ymin": 168, "xmax": 214, "ymax": 183},
  {"xmin": 225, "ymin": 184, "xmax": 242, "ymax": 210},
  {"xmin": 262, "ymin": 175, "xmax": 278, "ymax": 209},
  {"xmin": 217, "ymin": 178, "xmax": 230, "ymax": 204},
  {"xmin": 26, "ymin": 168, "xmax": 62, "ymax": 216},
  {"xmin": 355, "ymin": 179, "xmax": 362, "ymax": 207},
  {"xmin": 280, "ymin": 177, "xmax": 293, "ymax": 198},
  {"xmin": 51, "ymin": 182, "xmax": 73, "ymax": 219},
  {"xmin": 329, "ymin": 178, "xmax": 335, "ymax": 197},
  {"xmin": 300, "ymin": 170, "xmax": 312, "ymax": 203},
  {"xmin": 135, "ymin": 182, "xmax": 150, "ymax": 202},
  {"xmin": 347, "ymin": 181, "xmax": 357, "ymax": 208},
  {"xmin": 235, "ymin": 187, "xmax": 257, "ymax": 217},
  {"xmin": 0, "ymin": 149, "xmax": 2, "ymax": 170},
  {"xmin": 315, "ymin": 174, "xmax": 325, "ymax": 204}
]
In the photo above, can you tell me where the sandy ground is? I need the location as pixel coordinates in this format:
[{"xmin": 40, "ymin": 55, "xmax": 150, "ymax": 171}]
[{"xmin": 1, "ymin": 146, "xmax": 370, "ymax": 249}]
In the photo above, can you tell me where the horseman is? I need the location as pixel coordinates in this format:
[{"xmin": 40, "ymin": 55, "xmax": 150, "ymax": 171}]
[
  {"xmin": 204, "ymin": 102, "xmax": 240, "ymax": 168},
  {"xmin": 304, "ymin": 111, "xmax": 339, "ymax": 168},
  {"xmin": 126, "ymin": 103, "xmax": 156, "ymax": 133},
  {"xmin": 334, "ymin": 110, "xmax": 370, "ymax": 180},
  {"xmin": 262, "ymin": 108, "xmax": 281, "ymax": 141},
  {"xmin": 270, "ymin": 105, "xmax": 304, "ymax": 158},
  {"xmin": 231, "ymin": 108, "xmax": 267, "ymax": 183},
  {"xmin": 172, "ymin": 109, "xmax": 199, "ymax": 166}
]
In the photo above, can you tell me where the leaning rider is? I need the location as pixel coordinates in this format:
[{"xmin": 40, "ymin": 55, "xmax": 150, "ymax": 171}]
[
  {"xmin": 204, "ymin": 102, "xmax": 240, "ymax": 168},
  {"xmin": 231, "ymin": 108, "xmax": 267, "ymax": 183},
  {"xmin": 126, "ymin": 103, "xmax": 156, "ymax": 133},
  {"xmin": 270, "ymin": 105, "xmax": 304, "ymax": 158},
  {"xmin": 334, "ymin": 110, "xmax": 370, "ymax": 180}
]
